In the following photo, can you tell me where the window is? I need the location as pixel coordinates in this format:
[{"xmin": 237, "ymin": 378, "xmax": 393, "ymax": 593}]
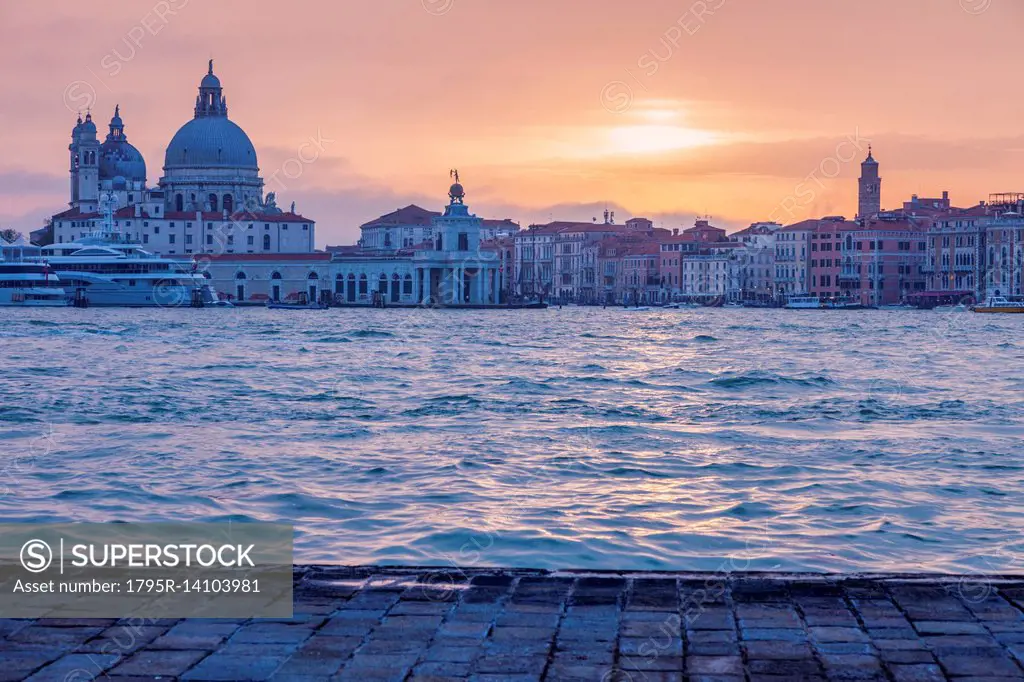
[
  {"xmin": 175, "ymin": 194, "xmax": 183, "ymax": 211},
  {"xmin": 185, "ymin": 234, "xmax": 193, "ymax": 245},
  {"xmin": 263, "ymin": 234, "xmax": 271, "ymax": 250},
  {"xmin": 206, "ymin": 235, "xmax": 213, "ymax": 245},
  {"xmin": 142, "ymin": 234, "xmax": 149, "ymax": 244},
  {"xmin": 209, "ymin": 194, "xmax": 218, "ymax": 211},
  {"xmin": 247, "ymin": 235, "xmax": 254, "ymax": 246},
  {"xmin": 169, "ymin": 234, "xmax": 176, "ymax": 244}
]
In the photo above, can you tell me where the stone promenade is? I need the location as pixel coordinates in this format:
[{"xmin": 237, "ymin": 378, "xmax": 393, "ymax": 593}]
[{"xmin": 4, "ymin": 567, "xmax": 1024, "ymax": 681}]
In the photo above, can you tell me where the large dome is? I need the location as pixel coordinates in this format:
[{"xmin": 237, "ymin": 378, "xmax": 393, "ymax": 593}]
[{"xmin": 163, "ymin": 116, "xmax": 258, "ymax": 171}]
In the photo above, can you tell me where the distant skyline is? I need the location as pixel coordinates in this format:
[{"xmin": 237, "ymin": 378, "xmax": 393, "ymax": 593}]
[{"xmin": 2, "ymin": 0, "xmax": 1022, "ymax": 244}]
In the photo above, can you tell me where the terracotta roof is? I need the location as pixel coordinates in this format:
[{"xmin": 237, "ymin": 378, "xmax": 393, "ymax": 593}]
[
  {"xmin": 481, "ymin": 218, "xmax": 520, "ymax": 230},
  {"xmin": 52, "ymin": 208, "xmax": 101, "ymax": 220},
  {"xmin": 361, "ymin": 204, "xmax": 440, "ymax": 228}
]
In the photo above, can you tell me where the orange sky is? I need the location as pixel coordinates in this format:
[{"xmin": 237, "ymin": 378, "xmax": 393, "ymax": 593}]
[{"xmin": 1, "ymin": 0, "xmax": 1022, "ymax": 244}]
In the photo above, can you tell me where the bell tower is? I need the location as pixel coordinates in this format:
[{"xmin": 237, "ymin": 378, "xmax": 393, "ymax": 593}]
[
  {"xmin": 69, "ymin": 112, "xmax": 100, "ymax": 212},
  {"xmin": 858, "ymin": 145, "xmax": 881, "ymax": 220}
]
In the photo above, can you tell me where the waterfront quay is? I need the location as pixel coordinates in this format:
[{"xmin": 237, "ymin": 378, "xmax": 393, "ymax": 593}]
[{"xmin": 5, "ymin": 568, "xmax": 1024, "ymax": 681}]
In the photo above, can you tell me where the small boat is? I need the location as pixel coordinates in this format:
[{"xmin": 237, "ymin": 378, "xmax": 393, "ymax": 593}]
[
  {"xmin": 934, "ymin": 304, "xmax": 969, "ymax": 313},
  {"xmin": 878, "ymin": 303, "xmax": 916, "ymax": 311},
  {"xmin": 210, "ymin": 299, "xmax": 235, "ymax": 308},
  {"xmin": 723, "ymin": 302, "xmax": 744, "ymax": 308},
  {"xmin": 266, "ymin": 292, "xmax": 328, "ymax": 310},
  {"xmin": 625, "ymin": 306, "xmax": 652, "ymax": 311},
  {"xmin": 971, "ymin": 296, "xmax": 1024, "ymax": 314},
  {"xmin": 664, "ymin": 302, "xmax": 701, "ymax": 309},
  {"xmin": 267, "ymin": 300, "xmax": 328, "ymax": 310}
]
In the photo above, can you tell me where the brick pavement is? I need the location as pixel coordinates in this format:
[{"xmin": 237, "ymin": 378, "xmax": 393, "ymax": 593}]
[{"xmin": 4, "ymin": 567, "xmax": 1024, "ymax": 681}]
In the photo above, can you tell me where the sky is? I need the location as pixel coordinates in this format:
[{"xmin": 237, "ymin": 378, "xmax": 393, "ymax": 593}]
[{"xmin": 1, "ymin": 0, "xmax": 1022, "ymax": 245}]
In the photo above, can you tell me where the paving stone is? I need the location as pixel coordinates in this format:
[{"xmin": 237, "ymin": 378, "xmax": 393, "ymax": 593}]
[
  {"xmin": 889, "ymin": 664, "xmax": 947, "ymax": 682},
  {"xmin": 746, "ymin": 658, "xmax": 822, "ymax": 676},
  {"xmin": 939, "ymin": 654, "xmax": 1024, "ymax": 677},
  {"xmin": 24, "ymin": 654, "xmax": 121, "ymax": 682},
  {"xmin": 740, "ymin": 627, "xmax": 808, "ymax": 641},
  {"xmin": 111, "ymin": 649, "xmax": 208, "ymax": 677},
  {"xmin": 686, "ymin": 655, "xmax": 743, "ymax": 674},
  {"xmin": 914, "ymin": 619, "xmax": 989, "ymax": 635},
  {"xmin": 472, "ymin": 653, "xmax": 547, "ymax": 674},
  {"xmin": 742, "ymin": 640, "xmax": 815, "ymax": 660}
]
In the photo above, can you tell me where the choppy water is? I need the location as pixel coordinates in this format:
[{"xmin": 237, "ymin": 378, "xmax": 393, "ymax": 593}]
[{"xmin": 2, "ymin": 307, "xmax": 1023, "ymax": 574}]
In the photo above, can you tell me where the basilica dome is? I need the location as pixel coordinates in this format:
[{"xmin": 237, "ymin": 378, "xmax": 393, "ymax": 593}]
[
  {"xmin": 163, "ymin": 117, "xmax": 258, "ymax": 171},
  {"xmin": 99, "ymin": 106, "xmax": 146, "ymax": 184},
  {"xmin": 162, "ymin": 60, "xmax": 258, "ymax": 173}
]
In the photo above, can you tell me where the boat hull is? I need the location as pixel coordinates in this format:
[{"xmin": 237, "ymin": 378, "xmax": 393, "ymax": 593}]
[{"xmin": 0, "ymin": 288, "xmax": 68, "ymax": 307}]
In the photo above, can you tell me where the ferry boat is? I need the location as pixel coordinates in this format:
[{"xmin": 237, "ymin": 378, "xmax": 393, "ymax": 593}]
[
  {"xmin": 0, "ymin": 237, "xmax": 67, "ymax": 306},
  {"xmin": 971, "ymin": 296, "xmax": 1024, "ymax": 314},
  {"xmin": 38, "ymin": 195, "xmax": 216, "ymax": 308},
  {"xmin": 784, "ymin": 295, "xmax": 821, "ymax": 309}
]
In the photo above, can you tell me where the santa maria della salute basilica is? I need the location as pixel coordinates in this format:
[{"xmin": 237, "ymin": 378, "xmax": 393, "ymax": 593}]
[
  {"xmin": 48, "ymin": 61, "xmax": 519, "ymax": 307},
  {"xmin": 53, "ymin": 60, "xmax": 316, "ymax": 254}
]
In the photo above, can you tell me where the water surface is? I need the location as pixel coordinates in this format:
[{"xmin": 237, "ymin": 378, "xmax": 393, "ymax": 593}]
[{"xmin": 3, "ymin": 307, "xmax": 1022, "ymax": 573}]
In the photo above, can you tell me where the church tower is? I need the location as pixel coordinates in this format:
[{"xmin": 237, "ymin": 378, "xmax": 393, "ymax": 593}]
[
  {"xmin": 69, "ymin": 112, "xmax": 100, "ymax": 212},
  {"xmin": 858, "ymin": 146, "xmax": 881, "ymax": 220}
]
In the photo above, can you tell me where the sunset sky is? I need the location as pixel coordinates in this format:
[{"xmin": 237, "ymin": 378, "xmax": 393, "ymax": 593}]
[{"xmin": 2, "ymin": 0, "xmax": 1022, "ymax": 244}]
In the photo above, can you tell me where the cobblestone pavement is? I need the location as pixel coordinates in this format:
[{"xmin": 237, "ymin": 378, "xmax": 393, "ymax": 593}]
[{"xmin": 4, "ymin": 567, "xmax": 1024, "ymax": 681}]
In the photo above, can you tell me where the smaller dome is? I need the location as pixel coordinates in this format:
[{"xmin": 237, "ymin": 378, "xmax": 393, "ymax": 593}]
[
  {"xmin": 201, "ymin": 59, "xmax": 221, "ymax": 89},
  {"xmin": 449, "ymin": 183, "xmax": 465, "ymax": 198},
  {"xmin": 81, "ymin": 114, "xmax": 97, "ymax": 134}
]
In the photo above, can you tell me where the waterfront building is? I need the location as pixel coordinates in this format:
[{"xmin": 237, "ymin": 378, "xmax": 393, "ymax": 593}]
[
  {"xmin": 200, "ymin": 177, "xmax": 504, "ymax": 305},
  {"xmin": 618, "ymin": 241, "xmax": 661, "ymax": 305},
  {"xmin": 355, "ymin": 205, "xmax": 518, "ymax": 251},
  {"xmin": 981, "ymin": 194, "xmax": 1024, "ymax": 299},
  {"xmin": 837, "ymin": 217, "xmax": 929, "ymax": 305},
  {"xmin": 731, "ymin": 221, "xmax": 781, "ymax": 303},
  {"xmin": 774, "ymin": 222, "xmax": 812, "ymax": 298},
  {"xmin": 513, "ymin": 224, "xmax": 557, "ymax": 299},
  {"xmin": 551, "ymin": 220, "xmax": 629, "ymax": 303},
  {"xmin": 926, "ymin": 204, "xmax": 989, "ymax": 299},
  {"xmin": 52, "ymin": 62, "xmax": 315, "ymax": 255},
  {"xmin": 808, "ymin": 217, "xmax": 854, "ymax": 300}
]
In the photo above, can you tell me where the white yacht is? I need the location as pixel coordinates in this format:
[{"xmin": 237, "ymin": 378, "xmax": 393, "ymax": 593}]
[
  {"xmin": 0, "ymin": 237, "xmax": 66, "ymax": 307},
  {"xmin": 39, "ymin": 195, "xmax": 216, "ymax": 307}
]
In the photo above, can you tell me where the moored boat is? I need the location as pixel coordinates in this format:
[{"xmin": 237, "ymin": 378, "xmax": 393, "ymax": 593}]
[
  {"xmin": 971, "ymin": 296, "xmax": 1024, "ymax": 314},
  {"xmin": 0, "ymin": 236, "xmax": 67, "ymax": 307},
  {"xmin": 784, "ymin": 295, "xmax": 821, "ymax": 309}
]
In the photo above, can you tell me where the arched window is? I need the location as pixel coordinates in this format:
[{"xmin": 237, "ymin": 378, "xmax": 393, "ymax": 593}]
[
  {"xmin": 335, "ymin": 273, "xmax": 344, "ymax": 295},
  {"xmin": 263, "ymin": 234, "xmax": 271, "ymax": 251},
  {"xmin": 223, "ymin": 194, "xmax": 234, "ymax": 213},
  {"xmin": 271, "ymin": 271, "xmax": 282, "ymax": 280},
  {"xmin": 235, "ymin": 271, "xmax": 247, "ymax": 280},
  {"xmin": 175, "ymin": 194, "xmax": 183, "ymax": 212},
  {"xmin": 209, "ymin": 194, "xmax": 218, "ymax": 212},
  {"xmin": 358, "ymin": 273, "xmax": 368, "ymax": 296},
  {"xmin": 379, "ymin": 273, "xmax": 388, "ymax": 295},
  {"xmin": 403, "ymin": 273, "xmax": 413, "ymax": 295},
  {"xmin": 392, "ymin": 273, "xmax": 401, "ymax": 301}
]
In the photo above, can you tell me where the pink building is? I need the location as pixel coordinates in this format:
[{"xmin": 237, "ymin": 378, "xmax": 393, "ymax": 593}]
[{"xmin": 838, "ymin": 217, "xmax": 929, "ymax": 305}]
